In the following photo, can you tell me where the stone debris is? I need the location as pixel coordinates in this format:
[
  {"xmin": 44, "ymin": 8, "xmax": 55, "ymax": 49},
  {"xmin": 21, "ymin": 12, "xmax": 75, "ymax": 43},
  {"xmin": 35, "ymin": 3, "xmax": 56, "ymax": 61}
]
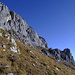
[
  {"xmin": 32, "ymin": 63, "xmax": 36, "ymax": 66},
  {"xmin": 28, "ymin": 50, "xmax": 34, "ymax": 54},
  {"xmin": 3, "ymin": 49, "xmax": 6, "ymax": 51},
  {"xmin": 11, "ymin": 38, "xmax": 16, "ymax": 46},
  {"xmin": 56, "ymin": 67, "xmax": 60, "ymax": 71},
  {"xmin": 0, "ymin": 33, "xmax": 2, "ymax": 36},
  {"xmin": 10, "ymin": 46, "xmax": 20, "ymax": 54},
  {"xmin": 5, "ymin": 34, "xmax": 8, "ymax": 37},
  {"xmin": 3, "ymin": 45, "xmax": 6, "ymax": 48},
  {"xmin": 0, "ymin": 2, "xmax": 48, "ymax": 48},
  {"xmin": 10, "ymin": 46, "xmax": 17, "ymax": 53},
  {"xmin": 8, "ymin": 73, "xmax": 13, "ymax": 75},
  {"xmin": 7, "ymin": 36, "xmax": 10, "ymax": 41},
  {"xmin": 35, "ymin": 57, "xmax": 40, "ymax": 60},
  {"xmin": 17, "ymin": 49, "xmax": 20, "ymax": 54}
]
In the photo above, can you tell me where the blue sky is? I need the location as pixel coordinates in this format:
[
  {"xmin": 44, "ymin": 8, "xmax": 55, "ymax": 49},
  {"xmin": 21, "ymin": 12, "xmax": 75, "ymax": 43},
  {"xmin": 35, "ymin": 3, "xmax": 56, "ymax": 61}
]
[{"xmin": 0, "ymin": 0, "xmax": 75, "ymax": 59}]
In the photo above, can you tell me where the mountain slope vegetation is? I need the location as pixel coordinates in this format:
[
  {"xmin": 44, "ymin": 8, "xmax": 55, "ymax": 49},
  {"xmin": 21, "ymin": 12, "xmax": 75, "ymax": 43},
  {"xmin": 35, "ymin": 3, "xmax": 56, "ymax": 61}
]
[
  {"xmin": 0, "ymin": 29, "xmax": 74, "ymax": 75},
  {"xmin": 0, "ymin": 2, "xmax": 75, "ymax": 75}
]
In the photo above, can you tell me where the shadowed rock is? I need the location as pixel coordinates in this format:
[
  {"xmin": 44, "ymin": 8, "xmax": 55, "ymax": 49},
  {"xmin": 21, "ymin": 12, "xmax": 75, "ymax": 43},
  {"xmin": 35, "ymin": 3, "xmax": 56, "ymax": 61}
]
[{"xmin": 41, "ymin": 48, "xmax": 75, "ymax": 65}]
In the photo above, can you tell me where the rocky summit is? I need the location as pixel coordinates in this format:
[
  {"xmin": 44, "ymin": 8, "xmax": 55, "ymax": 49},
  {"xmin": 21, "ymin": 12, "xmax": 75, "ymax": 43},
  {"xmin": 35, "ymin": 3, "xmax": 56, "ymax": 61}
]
[
  {"xmin": 41, "ymin": 48, "xmax": 75, "ymax": 65},
  {"xmin": 0, "ymin": 2, "xmax": 75, "ymax": 75},
  {"xmin": 0, "ymin": 2, "xmax": 48, "ymax": 48}
]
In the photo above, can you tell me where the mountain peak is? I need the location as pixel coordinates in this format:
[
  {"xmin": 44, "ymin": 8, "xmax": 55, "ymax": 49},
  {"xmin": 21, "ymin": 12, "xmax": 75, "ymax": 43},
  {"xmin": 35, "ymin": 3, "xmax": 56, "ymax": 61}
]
[
  {"xmin": 41, "ymin": 48, "xmax": 75, "ymax": 65},
  {"xmin": 0, "ymin": 3, "xmax": 48, "ymax": 48},
  {"xmin": 0, "ymin": 2, "xmax": 75, "ymax": 75}
]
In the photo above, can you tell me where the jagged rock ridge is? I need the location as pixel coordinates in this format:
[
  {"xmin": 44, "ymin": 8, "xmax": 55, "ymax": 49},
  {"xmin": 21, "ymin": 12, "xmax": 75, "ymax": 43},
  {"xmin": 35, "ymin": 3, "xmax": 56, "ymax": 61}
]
[
  {"xmin": 41, "ymin": 48, "xmax": 75, "ymax": 65},
  {"xmin": 0, "ymin": 2, "xmax": 75, "ymax": 66},
  {"xmin": 0, "ymin": 2, "xmax": 48, "ymax": 48}
]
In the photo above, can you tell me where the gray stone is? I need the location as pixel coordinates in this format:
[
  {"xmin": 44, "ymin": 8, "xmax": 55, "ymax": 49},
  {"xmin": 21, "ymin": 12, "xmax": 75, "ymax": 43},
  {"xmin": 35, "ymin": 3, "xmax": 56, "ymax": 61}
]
[
  {"xmin": 0, "ymin": 2, "xmax": 75, "ymax": 65},
  {"xmin": 41, "ymin": 48, "xmax": 75, "ymax": 65},
  {"xmin": 60, "ymin": 48, "xmax": 75, "ymax": 65},
  {"xmin": 8, "ymin": 73, "xmax": 13, "ymax": 75},
  {"xmin": 0, "ymin": 2, "xmax": 48, "ymax": 48}
]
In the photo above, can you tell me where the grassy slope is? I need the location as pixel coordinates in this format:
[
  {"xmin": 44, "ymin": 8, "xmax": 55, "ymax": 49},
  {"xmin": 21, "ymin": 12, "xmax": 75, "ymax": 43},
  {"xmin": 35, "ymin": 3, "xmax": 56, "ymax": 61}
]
[{"xmin": 0, "ymin": 29, "xmax": 74, "ymax": 75}]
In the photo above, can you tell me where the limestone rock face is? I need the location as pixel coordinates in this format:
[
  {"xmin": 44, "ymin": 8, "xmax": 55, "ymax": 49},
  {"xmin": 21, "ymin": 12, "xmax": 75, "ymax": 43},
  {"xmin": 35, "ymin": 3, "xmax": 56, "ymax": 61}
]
[
  {"xmin": 0, "ymin": 2, "xmax": 48, "ymax": 48},
  {"xmin": 0, "ymin": 2, "xmax": 75, "ymax": 65},
  {"xmin": 0, "ymin": 3, "xmax": 11, "ymax": 26},
  {"xmin": 41, "ymin": 48, "xmax": 75, "ymax": 65},
  {"xmin": 60, "ymin": 48, "xmax": 75, "ymax": 64}
]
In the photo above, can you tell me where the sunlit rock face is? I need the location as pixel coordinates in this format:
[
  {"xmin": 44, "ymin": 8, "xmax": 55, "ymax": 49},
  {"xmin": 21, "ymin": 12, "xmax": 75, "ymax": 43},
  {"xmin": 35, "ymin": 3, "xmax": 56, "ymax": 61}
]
[
  {"xmin": 0, "ymin": 2, "xmax": 74, "ymax": 65},
  {"xmin": 0, "ymin": 2, "xmax": 48, "ymax": 48}
]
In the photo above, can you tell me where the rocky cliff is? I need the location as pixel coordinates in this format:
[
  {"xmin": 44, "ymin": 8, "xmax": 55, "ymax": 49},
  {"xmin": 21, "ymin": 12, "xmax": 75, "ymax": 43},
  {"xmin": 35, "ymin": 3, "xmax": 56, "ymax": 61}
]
[
  {"xmin": 0, "ymin": 2, "xmax": 48, "ymax": 48},
  {"xmin": 41, "ymin": 48, "xmax": 75, "ymax": 65},
  {"xmin": 0, "ymin": 2, "xmax": 75, "ymax": 75},
  {"xmin": 0, "ymin": 2, "xmax": 75, "ymax": 65},
  {"xmin": 0, "ymin": 29, "xmax": 75, "ymax": 75}
]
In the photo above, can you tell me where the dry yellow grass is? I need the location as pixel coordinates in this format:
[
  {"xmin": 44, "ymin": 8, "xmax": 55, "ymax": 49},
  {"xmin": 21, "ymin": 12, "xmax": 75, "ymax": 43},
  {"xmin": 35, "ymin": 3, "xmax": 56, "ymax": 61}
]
[{"xmin": 0, "ymin": 29, "xmax": 74, "ymax": 75}]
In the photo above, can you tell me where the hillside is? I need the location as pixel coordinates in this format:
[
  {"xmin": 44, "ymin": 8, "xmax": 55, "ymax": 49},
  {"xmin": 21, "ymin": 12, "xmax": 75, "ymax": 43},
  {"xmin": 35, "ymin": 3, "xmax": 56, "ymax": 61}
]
[
  {"xmin": 0, "ymin": 2, "xmax": 75, "ymax": 75},
  {"xmin": 0, "ymin": 29, "xmax": 74, "ymax": 75}
]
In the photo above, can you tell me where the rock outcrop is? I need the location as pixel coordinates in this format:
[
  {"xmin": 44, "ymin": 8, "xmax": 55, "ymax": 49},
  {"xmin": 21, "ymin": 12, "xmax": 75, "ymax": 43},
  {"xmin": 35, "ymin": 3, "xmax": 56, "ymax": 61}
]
[
  {"xmin": 41, "ymin": 48, "xmax": 75, "ymax": 65},
  {"xmin": 0, "ymin": 2, "xmax": 48, "ymax": 48},
  {"xmin": 0, "ymin": 2, "xmax": 75, "ymax": 66}
]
